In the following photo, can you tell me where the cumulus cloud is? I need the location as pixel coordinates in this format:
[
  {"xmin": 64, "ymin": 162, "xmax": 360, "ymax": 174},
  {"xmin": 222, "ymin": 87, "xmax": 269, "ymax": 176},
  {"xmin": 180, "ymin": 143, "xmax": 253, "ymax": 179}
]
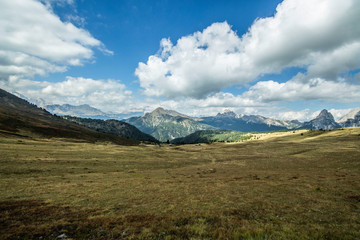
[
  {"xmin": 0, "ymin": 0, "xmax": 111, "ymax": 82},
  {"xmin": 136, "ymin": 22, "xmax": 246, "ymax": 99},
  {"xmin": 0, "ymin": 77, "xmax": 132, "ymax": 113},
  {"xmin": 136, "ymin": 0, "xmax": 360, "ymax": 99},
  {"xmin": 243, "ymin": 74, "xmax": 360, "ymax": 103}
]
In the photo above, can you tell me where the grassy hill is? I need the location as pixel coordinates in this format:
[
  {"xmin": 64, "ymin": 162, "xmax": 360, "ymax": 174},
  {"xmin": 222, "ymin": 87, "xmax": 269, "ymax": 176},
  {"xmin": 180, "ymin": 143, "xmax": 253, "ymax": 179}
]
[
  {"xmin": 63, "ymin": 116, "xmax": 159, "ymax": 143},
  {"xmin": 171, "ymin": 129, "xmax": 252, "ymax": 144},
  {"xmin": 0, "ymin": 89, "xmax": 136, "ymax": 145}
]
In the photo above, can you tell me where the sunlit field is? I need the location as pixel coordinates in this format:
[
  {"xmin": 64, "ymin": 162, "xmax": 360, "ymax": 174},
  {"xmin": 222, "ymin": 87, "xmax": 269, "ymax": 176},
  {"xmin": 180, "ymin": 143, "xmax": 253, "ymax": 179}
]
[{"xmin": 1, "ymin": 128, "xmax": 360, "ymax": 239}]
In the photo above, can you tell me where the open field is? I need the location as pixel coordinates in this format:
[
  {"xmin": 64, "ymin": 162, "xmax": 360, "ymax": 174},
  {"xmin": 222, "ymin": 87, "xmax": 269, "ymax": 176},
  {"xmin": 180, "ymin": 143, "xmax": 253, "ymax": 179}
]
[{"xmin": 1, "ymin": 128, "xmax": 360, "ymax": 239}]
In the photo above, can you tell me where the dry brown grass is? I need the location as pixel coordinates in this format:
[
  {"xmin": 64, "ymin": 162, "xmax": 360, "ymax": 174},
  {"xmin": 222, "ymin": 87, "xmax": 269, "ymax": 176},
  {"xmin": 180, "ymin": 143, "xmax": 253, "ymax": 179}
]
[{"xmin": 1, "ymin": 128, "xmax": 360, "ymax": 239}]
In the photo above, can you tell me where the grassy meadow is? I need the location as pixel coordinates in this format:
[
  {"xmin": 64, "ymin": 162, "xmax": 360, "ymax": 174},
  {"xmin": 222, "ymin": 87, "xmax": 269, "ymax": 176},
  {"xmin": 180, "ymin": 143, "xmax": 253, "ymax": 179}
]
[{"xmin": 1, "ymin": 128, "xmax": 360, "ymax": 239}]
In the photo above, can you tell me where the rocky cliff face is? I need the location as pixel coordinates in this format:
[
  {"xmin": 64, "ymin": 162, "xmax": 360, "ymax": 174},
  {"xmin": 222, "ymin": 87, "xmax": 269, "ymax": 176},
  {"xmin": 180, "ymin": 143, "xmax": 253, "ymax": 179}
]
[
  {"xmin": 301, "ymin": 109, "xmax": 341, "ymax": 129},
  {"xmin": 215, "ymin": 109, "xmax": 238, "ymax": 118},
  {"xmin": 338, "ymin": 108, "xmax": 360, "ymax": 127},
  {"xmin": 339, "ymin": 112, "xmax": 360, "ymax": 127}
]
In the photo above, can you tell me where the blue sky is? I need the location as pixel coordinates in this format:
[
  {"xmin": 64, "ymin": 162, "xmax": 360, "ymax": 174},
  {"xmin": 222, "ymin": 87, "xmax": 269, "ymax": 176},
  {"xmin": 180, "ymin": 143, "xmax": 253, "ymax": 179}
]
[
  {"xmin": 1, "ymin": 0, "xmax": 360, "ymax": 121},
  {"xmin": 47, "ymin": 0, "xmax": 281, "ymax": 89}
]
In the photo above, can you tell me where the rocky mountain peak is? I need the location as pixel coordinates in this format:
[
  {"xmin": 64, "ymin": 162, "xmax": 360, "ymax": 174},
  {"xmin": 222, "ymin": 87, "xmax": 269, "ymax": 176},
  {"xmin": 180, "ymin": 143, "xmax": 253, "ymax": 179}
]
[
  {"xmin": 149, "ymin": 107, "xmax": 189, "ymax": 118},
  {"xmin": 216, "ymin": 109, "xmax": 237, "ymax": 118},
  {"xmin": 317, "ymin": 109, "xmax": 335, "ymax": 121},
  {"xmin": 301, "ymin": 109, "xmax": 340, "ymax": 130},
  {"xmin": 151, "ymin": 107, "xmax": 167, "ymax": 115}
]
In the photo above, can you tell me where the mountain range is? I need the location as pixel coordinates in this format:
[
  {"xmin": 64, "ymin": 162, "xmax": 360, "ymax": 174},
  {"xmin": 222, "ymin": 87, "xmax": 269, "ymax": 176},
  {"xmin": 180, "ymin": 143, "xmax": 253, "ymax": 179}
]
[
  {"xmin": 199, "ymin": 109, "xmax": 301, "ymax": 132},
  {"xmin": 4, "ymin": 89, "xmax": 360, "ymax": 142},
  {"xmin": 42, "ymin": 102, "xmax": 360, "ymax": 131},
  {"xmin": 338, "ymin": 108, "xmax": 360, "ymax": 128},
  {"xmin": 125, "ymin": 107, "xmax": 360, "ymax": 142},
  {"xmin": 45, "ymin": 104, "xmax": 142, "ymax": 120}
]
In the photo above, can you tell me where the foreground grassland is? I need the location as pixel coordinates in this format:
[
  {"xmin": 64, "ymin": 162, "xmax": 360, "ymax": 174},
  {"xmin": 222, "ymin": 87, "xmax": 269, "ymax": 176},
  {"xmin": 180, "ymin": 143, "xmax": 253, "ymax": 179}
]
[{"xmin": 1, "ymin": 129, "xmax": 360, "ymax": 239}]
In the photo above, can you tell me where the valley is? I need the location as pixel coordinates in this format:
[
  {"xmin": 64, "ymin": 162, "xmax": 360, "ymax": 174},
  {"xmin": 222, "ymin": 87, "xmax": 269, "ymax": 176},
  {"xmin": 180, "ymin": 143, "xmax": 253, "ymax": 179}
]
[{"xmin": 1, "ymin": 128, "xmax": 360, "ymax": 239}]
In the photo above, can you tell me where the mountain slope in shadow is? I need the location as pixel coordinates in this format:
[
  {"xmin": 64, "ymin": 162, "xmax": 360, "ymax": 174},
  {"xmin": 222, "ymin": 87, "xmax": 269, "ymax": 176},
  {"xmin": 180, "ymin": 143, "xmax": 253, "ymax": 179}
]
[{"xmin": 0, "ymin": 88, "xmax": 136, "ymax": 145}]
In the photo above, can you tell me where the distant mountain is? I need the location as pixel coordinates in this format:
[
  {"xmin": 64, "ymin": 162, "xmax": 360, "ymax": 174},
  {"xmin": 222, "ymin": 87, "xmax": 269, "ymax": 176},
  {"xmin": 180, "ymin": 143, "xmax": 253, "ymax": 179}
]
[
  {"xmin": 300, "ymin": 109, "xmax": 341, "ymax": 130},
  {"xmin": 124, "ymin": 107, "xmax": 214, "ymax": 142},
  {"xmin": 46, "ymin": 104, "xmax": 108, "ymax": 118},
  {"xmin": 171, "ymin": 129, "xmax": 251, "ymax": 144},
  {"xmin": 199, "ymin": 109, "xmax": 296, "ymax": 132},
  {"xmin": 45, "ymin": 104, "xmax": 141, "ymax": 120},
  {"xmin": 239, "ymin": 114, "xmax": 301, "ymax": 129},
  {"xmin": 0, "ymin": 88, "xmax": 136, "ymax": 145},
  {"xmin": 216, "ymin": 109, "xmax": 238, "ymax": 118},
  {"xmin": 338, "ymin": 108, "xmax": 360, "ymax": 127},
  {"xmin": 63, "ymin": 116, "xmax": 158, "ymax": 143}
]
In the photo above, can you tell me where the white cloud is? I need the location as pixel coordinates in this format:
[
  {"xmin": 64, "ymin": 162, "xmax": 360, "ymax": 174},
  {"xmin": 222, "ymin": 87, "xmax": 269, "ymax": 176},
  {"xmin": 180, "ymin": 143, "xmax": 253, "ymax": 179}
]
[
  {"xmin": 328, "ymin": 108, "xmax": 354, "ymax": 121},
  {"xmin": 40, "ymin": 0, "xmax": 75, "ymax": 8},
  {"xmin": 243, "ymin": 0, "xmax": 360, "ymax": 71},
  {"xmin": 0, "ymin": 50, "xmax": 66, "ymax": 80},
  {"xmin": 136, "ymin": 0, "xmax": 360, "ymax": 99},
  {"xmin": 243, "ymin": 74, "xmax": 360, "ymax": 103},
  {"xmin": 136, "ymin": 22, "xmax": 247, "ymax": 99},
  {"xmin": 0, "ymin": 77, "xmax": 132, "ymax": 113},
  {"xmin": 272, "ymin": 109, "xmax": 312, "ymax": 122},
  {"xmin": 0, "ymin": 0, "xmax": 111, "ymax": 82},
  {"xmin": 65, "ymin": 15, "xmax": 87, "ymax": 28}
]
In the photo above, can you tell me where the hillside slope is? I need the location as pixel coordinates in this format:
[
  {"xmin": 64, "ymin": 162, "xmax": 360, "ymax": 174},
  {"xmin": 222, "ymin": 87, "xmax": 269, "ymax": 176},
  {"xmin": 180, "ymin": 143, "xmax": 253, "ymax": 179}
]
[
  {"xmin": 63, "ymin": 116, "xmax": 158, "ymax": 143},
  {"xmin": 0, "ymin": 89, "xmax": 135, "ymax": 145}
]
